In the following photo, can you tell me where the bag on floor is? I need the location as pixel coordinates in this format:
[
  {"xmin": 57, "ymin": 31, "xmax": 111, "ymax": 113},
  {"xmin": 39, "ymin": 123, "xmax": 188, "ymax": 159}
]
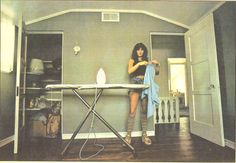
[{"xmin": 46, "ymin": 114, "xmax": 60, "ymax": 138}]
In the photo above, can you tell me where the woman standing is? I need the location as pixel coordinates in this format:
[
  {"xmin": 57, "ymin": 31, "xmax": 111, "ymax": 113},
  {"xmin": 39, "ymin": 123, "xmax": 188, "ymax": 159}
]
[{"xmin": 125, "ymin": 42, "xmax": 158, "ymax": 146}]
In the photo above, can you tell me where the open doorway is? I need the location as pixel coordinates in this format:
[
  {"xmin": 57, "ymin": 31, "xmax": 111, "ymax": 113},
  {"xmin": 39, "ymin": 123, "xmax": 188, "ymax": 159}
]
[
  {"xmin": 168, "ymin": 58, "xmax": 188, "ymax": 117},
  {"xmin": 150, "ymin": 32, "xmax": 189, "ymax": 119}
]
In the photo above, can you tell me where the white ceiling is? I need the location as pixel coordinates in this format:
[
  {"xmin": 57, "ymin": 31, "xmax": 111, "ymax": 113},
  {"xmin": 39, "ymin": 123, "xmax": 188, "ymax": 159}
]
[{"xmin": 1, "ymin": 0, "xmax": 224, "ymax": 28}]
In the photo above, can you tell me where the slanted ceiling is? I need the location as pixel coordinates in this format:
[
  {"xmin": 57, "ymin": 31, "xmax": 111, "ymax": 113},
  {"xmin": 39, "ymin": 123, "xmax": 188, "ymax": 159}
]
[{"xmin": 1, "ymin": 0, "xmax": 223, "ymax": 28}]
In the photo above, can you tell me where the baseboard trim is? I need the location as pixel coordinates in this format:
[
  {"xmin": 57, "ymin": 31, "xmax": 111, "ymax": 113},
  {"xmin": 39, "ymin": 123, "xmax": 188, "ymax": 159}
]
[
  {"xmin": 0, "ymin": 135, "xmax": 14, "ymax": 148},
  {"xmin": 225, "ymin": 139, "xmax": 235, "ymax": 149},
  {"xmin": 62, "ymin": 130, "xmax": 155, "ymax": 140}
]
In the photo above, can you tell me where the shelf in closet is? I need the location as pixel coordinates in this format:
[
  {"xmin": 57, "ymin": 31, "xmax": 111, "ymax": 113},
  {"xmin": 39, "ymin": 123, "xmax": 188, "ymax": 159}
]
[
  {"xmin": 19, "ymin": 108, "xmax": 44, "ymax": 111},
  {"xmin": 25, "ymin": 108, "xmax": 43, "ymax": 111},
  {"xmin": 26, "ymin": 72, "xmax": 44, "ymax": 75},
  {"xmin": 24, "ymin": 87, "xmax": 46, "ymax": 95},
  {"xmin": 41, "ymin": 79, "xmax": 61, "ymax": 83},
  {"xmin": 26, "ymin": 87, "xmax": 45, "ymax": 90}
]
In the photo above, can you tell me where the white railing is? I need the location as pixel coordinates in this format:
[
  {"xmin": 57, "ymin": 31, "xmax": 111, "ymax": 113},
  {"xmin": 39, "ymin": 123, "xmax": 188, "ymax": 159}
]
[{"xmin": 154, "ymin": 97, "xmax": 179, "ymax": 124}]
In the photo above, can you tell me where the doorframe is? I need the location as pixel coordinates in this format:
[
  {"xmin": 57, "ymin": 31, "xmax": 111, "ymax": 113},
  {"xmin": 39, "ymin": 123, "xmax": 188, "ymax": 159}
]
[
  {"xmin": 23, "ymin": 30, "xmax": 64, "ymax": 130},
  {"xmin": 149, "ymin": 32, "xmax": 187, "ymax": 97},
  {"xmin": 24, "ymin": 30, "xmax": 64, "ymax": 134},
  {"xmin": 14, "ymin": 30, "xmax": 64, "ymax": 154},
  {"xmin": 149, "ymin": 32, "xmax": 185, "ymax": 60},
  {"xmin": 167, "ymin": 58, "xmax": 188, "ymax": 107},
  {"xmin": 25, "ymin": 30, "xmax": 64, "ymax": 134},
  {"xmin": 149, "ymin": 32, "xmax": 189, "ymax": 114}
]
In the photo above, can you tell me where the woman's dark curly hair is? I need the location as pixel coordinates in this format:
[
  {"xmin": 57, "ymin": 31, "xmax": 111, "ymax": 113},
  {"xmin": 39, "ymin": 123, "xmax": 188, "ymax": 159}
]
[{"xmin": 131, "ymin": 43, "xmax": 148, "ymax": 63}]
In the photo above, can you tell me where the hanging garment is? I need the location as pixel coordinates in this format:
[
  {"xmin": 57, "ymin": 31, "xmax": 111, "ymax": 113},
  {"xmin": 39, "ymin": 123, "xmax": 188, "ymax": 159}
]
[{"xmin": 141, "ymin": 64, "xmax": 160, "ymax": 118}]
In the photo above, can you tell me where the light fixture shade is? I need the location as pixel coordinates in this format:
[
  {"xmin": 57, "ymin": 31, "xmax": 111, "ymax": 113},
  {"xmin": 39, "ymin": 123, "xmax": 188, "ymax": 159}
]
[
  {"xmin": 29, "ymin": 59, "xmax": 44, "ymax": 74},
  {"xmin": 96, "ymin": 68, "xmax": 106, "ymax": 84}
]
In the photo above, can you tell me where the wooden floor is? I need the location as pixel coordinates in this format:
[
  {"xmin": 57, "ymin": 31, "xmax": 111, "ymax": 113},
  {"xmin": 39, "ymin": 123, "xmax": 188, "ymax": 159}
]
[{"xmin": 0, "ymin": 117, "xmax": 235, "ymax": 162}]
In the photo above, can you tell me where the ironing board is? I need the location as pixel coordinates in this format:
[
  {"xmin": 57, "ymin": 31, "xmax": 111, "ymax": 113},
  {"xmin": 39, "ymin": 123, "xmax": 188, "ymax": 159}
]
[{"xmin": 46, "ymin": 83, "xmax": 149, "ymax": 157}]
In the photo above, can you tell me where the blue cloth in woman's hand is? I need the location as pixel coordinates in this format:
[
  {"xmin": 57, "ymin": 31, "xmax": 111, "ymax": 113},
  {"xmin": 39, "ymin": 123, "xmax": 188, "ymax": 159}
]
[{"xmin": 141, "ymin": 64, "xmax": 160, "ymax": 118}]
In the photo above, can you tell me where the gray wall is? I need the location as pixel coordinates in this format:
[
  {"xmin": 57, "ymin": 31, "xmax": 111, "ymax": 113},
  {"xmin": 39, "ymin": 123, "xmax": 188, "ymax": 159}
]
[
  {"xmin": 0, "ymin": 27, "xmax": 18, "ymax": 140},
  {"xmin": 0, "ymin": 73, "xmax": 16, "ymax": 140},
  {"xmin": 151, "ymin": 35, "xmax": 186, "ymax": 97},
  {"xmin": 27, "ymin": 12, "xmax": 186, "ymax": 135},
  {"xmin": 214, "ymin": 2, "xmax": 236, "ymax": 142}
]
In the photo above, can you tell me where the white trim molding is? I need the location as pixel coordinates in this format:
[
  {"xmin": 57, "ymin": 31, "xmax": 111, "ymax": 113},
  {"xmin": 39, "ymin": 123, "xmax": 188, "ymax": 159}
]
[
  {"xmin": 26, "ymin": 30, "xmax": 64, "ymax": 34},
  {"xmin": 225, "ymin": 139, "xmax": 235, "ymax": 149},
  {"xmin": 62, "ymin": 130, "xmax": 155, "ymax": 140},
  {"xmin": 150, "ymin": 32, "xmax": 184, "ymax": 36},
  {"xmin": 25, "ymin": 9, "xmax": 189, "ymax": 29},
  {"xmin": 168, "ymin": 58, "xmax": 186, "ymax": 64},
  {"xmin": 0, "ymin": 135, "xmax": 14, "ymax": 148}
]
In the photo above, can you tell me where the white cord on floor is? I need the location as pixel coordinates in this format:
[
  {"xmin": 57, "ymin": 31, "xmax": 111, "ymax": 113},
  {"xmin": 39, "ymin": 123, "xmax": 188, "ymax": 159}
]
[{"xmin": 79, "ymin": 86, "xmax": 105, "ymax": 160}]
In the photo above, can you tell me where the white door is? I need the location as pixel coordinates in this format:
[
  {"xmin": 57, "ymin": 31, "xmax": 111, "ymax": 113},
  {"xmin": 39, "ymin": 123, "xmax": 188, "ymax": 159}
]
[
  {"xmin": 185, "ymin": 13, "xmax": 224, "ymax": 146},
  {"xmin": 14, "ymin": 22, "xmax": 27, "ymax": 154}
]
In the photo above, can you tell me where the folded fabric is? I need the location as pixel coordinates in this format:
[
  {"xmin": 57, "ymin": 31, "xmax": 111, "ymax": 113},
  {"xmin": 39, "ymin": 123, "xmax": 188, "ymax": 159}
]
[{"xmin": 141, "ymin": 64, "xmax": 160, "ymax": 118}]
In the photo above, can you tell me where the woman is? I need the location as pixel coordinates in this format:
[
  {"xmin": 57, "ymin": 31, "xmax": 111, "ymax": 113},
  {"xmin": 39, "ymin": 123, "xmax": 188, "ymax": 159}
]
[{"xmin": 125, "ymin": 42, "xmax": 158, "ymax": 146}]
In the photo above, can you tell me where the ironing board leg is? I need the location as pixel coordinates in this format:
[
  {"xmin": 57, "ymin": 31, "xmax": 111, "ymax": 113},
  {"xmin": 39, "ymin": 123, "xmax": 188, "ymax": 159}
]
[
  {"xmin": 61, "ymin": 89, "xmax": 103, "ymax": 156},
  {"xmin": 90, "ymin": 108, "xmax": 136, "ymax": 155},
  {"xmin": 61, "ymin": 110, "xmax": 92, "ymax": 156},
  {"xmin": 61, "ymin": 88, "xmax": 136, "ymax": 157}
]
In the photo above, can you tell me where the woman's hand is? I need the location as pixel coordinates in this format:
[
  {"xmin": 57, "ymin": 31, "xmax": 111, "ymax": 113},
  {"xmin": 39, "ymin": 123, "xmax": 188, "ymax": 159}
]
[
  {"xmin": 128, "ymin": 59, "xmax": 148, "ymax": 75},
  {"xmin": 151, "ymin": 59, "xmax": 160, "ymax": 75},
  {"xmin": 138, "ymin": 61, "xmax": 148, "ymax": 66},
  {"xmin": 150, "ymin": 59, "xmax": 159, "ymax": 65}
]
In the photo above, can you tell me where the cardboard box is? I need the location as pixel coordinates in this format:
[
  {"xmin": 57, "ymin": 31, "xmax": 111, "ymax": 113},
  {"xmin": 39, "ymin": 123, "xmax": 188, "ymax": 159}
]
[{"xmin": 29, "ymin": 120, "xmax": 47, "ymax": 137}]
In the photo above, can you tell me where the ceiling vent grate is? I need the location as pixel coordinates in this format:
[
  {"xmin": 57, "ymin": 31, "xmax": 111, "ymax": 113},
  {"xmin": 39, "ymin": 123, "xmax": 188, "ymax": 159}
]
[{"xmin": 101, "ymin": 12, "xmax": 120, "ymax": 22}]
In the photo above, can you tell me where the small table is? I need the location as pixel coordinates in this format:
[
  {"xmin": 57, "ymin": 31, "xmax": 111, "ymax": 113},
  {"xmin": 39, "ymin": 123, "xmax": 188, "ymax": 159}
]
[{"xmin": 46, "ymin": 84, "xmax": 149, "ymax": 157}]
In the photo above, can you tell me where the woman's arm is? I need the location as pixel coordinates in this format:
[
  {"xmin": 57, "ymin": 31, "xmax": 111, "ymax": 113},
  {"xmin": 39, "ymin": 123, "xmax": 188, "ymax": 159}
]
[
  {"xmin": 128, "ymin": 59, "xmax": 148, "ymax": 75},
  {"xmin": 150, "ymin": 59, "xmax": 160, "ymax": 75}
]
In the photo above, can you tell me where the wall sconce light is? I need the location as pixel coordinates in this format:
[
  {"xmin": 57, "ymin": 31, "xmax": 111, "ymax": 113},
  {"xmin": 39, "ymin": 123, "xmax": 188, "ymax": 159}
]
[{"xmin": 73, "ymin": 44, "xmax": 81, "ymax": 55}]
